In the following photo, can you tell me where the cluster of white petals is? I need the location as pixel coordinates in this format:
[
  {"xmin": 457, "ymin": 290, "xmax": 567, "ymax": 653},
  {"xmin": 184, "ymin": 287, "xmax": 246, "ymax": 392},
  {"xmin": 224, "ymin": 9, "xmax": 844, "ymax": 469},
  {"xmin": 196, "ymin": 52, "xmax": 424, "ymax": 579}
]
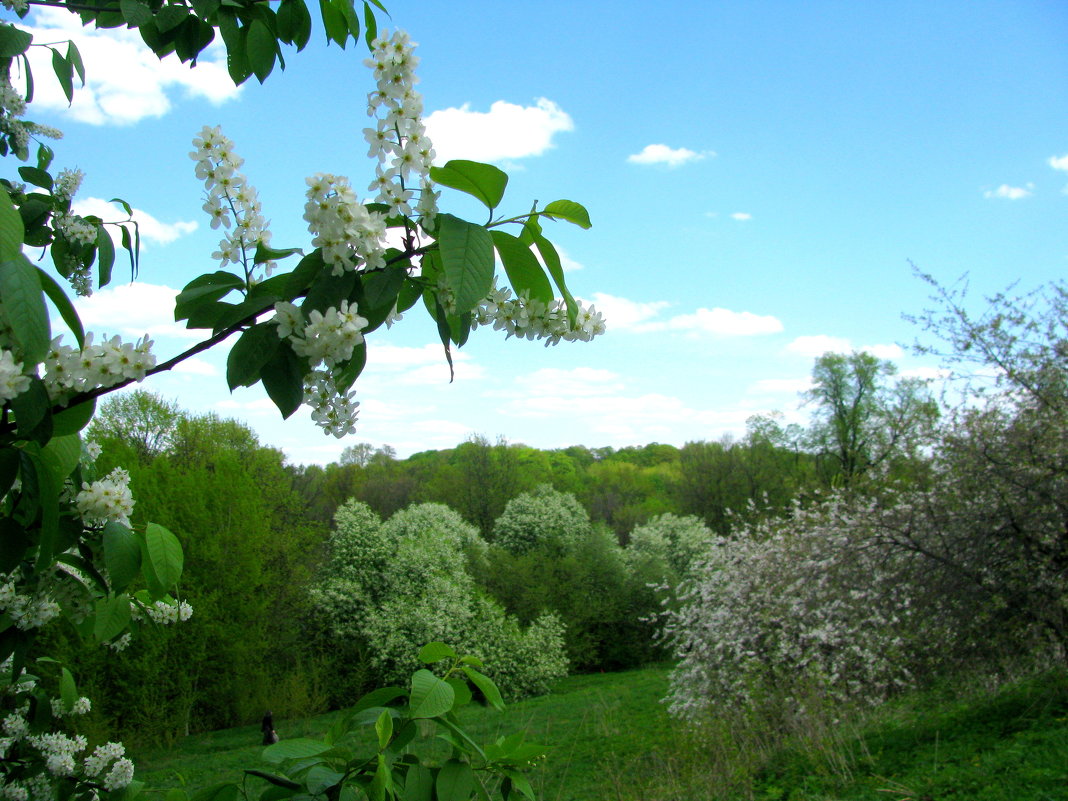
[
  {"xmin": 49, "ymin": 696, "xmax": 90, "ymax": 717},
  {"xmin": 474, "ymin": 280, "xmax": 606, "ymax": 346},
  {"xmin": 273, "ymin": 301, "xmax": 368, "ymax": 437},
  {"xmin": 363, "ymin": 30, "xmax": 438, "ymax": 225},
  {"xmin": 133, "ymin": 598, "xmax": 193, "ymax": 626},
  {"xmin": 190, "ymin": 126, "xmax": 275, "ymax": 277},
  {"xmin": 304, "ymin": 173, "xmax": 387, "ymax": 276},
  {"xmin": 74, "ymin": 467, "xmax": 134, "ymax": 527},
  {"xmin": 303, "ymin": 369, "xmax": 360, "ymax": 439},
  {"xmin": 0, "ymin": 350, "xmax": 30, "ymax": 403},
  {"xmin": 0, "ymin": 581, "xmax": 60, "ymax": 631},
  {"xmin": 41, "ymin": 333, "xmax": 155, "ymax": 404}
]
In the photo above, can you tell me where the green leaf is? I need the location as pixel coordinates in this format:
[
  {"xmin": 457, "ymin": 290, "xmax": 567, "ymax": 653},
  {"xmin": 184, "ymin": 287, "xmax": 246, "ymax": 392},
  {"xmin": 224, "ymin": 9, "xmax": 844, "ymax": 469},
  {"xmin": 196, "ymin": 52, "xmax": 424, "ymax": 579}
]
[
  {"xmin": 8, "ymin": 378, "xmax": 51, "ymax": 442},
  {"xmin": 542, "ymin": 199, "xmax": 591, "ymax": 229},
  {"xmin": 50, "ymin": 47, "xmax": 74, "ymax": 103},
  {"xmin": 445, "ymin": 677, "xmax": 472, "ymax": 708},
  {"xmin": 501, "ymin": 769, "xmax": 535, "ymax": 801},
  {"xmin": 408, "ymin": 669, "xmax": 455, "ymax": 719},
  {"xmin": 119, "ymin": 0, "xmax": 153, "ymax": 26},
  {"xmin": 17, "ymin": 167, "xmax": 52, "ymax": 191},
  {"xmin": 94, "ymin": 595, "xmax": 132, "ymax": 642},
  {"xmin": 318, "ymin": 0, "xmax": 347, "ymax": 46},
  {"xmin": 361, "ymin": 265, "xmax": 406, "ymax": 311},
  {"xmin": 429, "ymin": 160, "xmax": 508, "ymax": 210},
  {"xmin": 59, "ymin": 666, "xmax": 76, "ymax": 710},
  {"xmin": 66, "ymin": 41, "xmax": 85, "ymax": 86},
  {"xmin": 227, "ymin": 323, "xmax": 281, "ymax": 390},
  {"xmin": 374, "ymin": 708, "xmax": 392, "ymax": 749},
  {"xmin": 0, "ymin": 517, "xmax": 30, "ymax": 575},
  {"xmin": 37, "ymin": 267, "xmax": 84, "ymax": 348},
  {"xmin": 39, "ymin": 434, "xmax": 79, "ymax": 483},
  {"xmin": 155, "ymin": 5, "xmax": 189, "ymax": 32},
  {"xmin": 174, "ymin": 271, "xmax": 245, "ymax": 322},
  {"xmin": 103, "ymin": 522, "xmax": 141, "ymax": 593},
  {"xmin": 362, "ymin": 0, "xmax": 377, "ymax": 48},
  {"xmin": 304, "ymin": 766, "xmax": 345, "ymax": 796},
  {"xmin": 490, "ymin": 230, "xmax": 553, "ymax": 304},
  {"xmin": 243, "ymin": 771, "xmax": 301, "ymax": 792},
  {"xmin": 417, "ymin": 642, "xmax": 457, "ymax": 665},
  {"xmin": 0, "ymin": 189, "xmax": 24, "ymax": 263},
  {"xmin": 0, "ymin": 255, "xmax": 50, "ymax": 364},
  {"xmin": 96, "ymin": 225, "xmax": 115, "ymax": 289},
  {"xmin": 302, "ymin": 264, "xmax": 355, "ymax": 315},
  {"xmin": 437, "ymin": 214, "xmax": 494, "ymax": 314},
  {"xmin": 351, "ymin": 685, "xmax": 406, "ymax": 717},
  {"xmin": 260, "ymin": 341, "xmax": 304, "ymax": 419},
  {"xmin": 262, "ymin": 738, "xmax": 331, "ymax": 765},
  {"xmin": 401, "ymin": 764, "xmax": 433, "ymax": 801},
  {"xmin": 0, "ymin": 25, "xmax": 33, "ymax": 57},
  {"xmin": 531, "ymin": 233, "xmax": 578, "ymax": 324},
  {"xmin": 253, "ymin": 242, "xmax": 302, "ymax": 264},
  {"xmin": 51, "ymin": 399, "xmax": 94, "ymax": 436},
  {"xmin": 144, "ymin": 522, "xmax": 183, "ymax": 590},
  {"xmin": 332, "ymin": 341, "xmax": 365, "ymax": 393},
  {"xmin": 246, "ymin": 19, "xmax": 276, "ymax": 83},
  {"xmin": 435, "ymin": 761, "xmax": 474, "ymax": 801},
  {"xmin": 461, "ymin": 666, "xmax": 504, "ymax": 711}
]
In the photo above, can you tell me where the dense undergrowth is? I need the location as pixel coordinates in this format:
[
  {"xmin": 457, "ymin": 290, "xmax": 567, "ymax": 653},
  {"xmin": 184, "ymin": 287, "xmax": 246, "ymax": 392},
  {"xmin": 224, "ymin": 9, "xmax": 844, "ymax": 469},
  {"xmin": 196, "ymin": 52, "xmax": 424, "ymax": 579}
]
[{"xmin": 131, "ymin": 665, "xmax": 1068, "ymax": 801}]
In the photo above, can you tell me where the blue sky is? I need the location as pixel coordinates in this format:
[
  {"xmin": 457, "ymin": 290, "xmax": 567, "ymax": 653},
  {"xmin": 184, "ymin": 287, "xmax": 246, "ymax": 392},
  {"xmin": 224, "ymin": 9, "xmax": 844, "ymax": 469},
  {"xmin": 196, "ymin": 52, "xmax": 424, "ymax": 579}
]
[{"xmin": 10, "ymin": 0, "xmax": 1068, "ymax": 462}]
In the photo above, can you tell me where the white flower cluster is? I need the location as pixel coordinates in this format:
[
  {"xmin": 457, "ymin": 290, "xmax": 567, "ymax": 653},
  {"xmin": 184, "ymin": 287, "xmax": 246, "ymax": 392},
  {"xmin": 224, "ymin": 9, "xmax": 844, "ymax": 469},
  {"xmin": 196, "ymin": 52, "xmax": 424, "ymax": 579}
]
[
  {"xmin": 273, "ymin": 301, "xmax": 368, "ymax": 438},
  {"xmin": 49, "ymin": 696, "xmax": 90, "ymax": 717},
  {"xmin": 74, "ymin": 467, "xmax": 134, "ymax": 527},
  {"xmin": 190, "ymin": 126, "xmax": 275, "ymax": 277},
  {"xmin": 137, "ymin": 599, "xmax": 193, "ymax": 625},
  {"xmin": 83, "ymin": 742, "xmax": 134, "ymax": 790},
  {"xmin": 0, "ymin": 350, "xmax": 30, "ymax": 404},
  {"xmin": 474, "ymin": 280, "xmax": 606, "ymax": 346},
  {"xmin": 363, "ymin": 30, "xmax": 438, "ymax": 225},
  {"xmin": 0, "ymin": 580, "xmax": 60, "ymax": 631},
  {"xmin": 303, "ymin": 370, "xmax": 360, "ymax": 439},
  {"xmin": 41, "ymin": 332, "xmax": 155, "ymax": 404},
  {"xmin": 53, "ymin": 168, "xmax": 84, "ymax": 203},
  {"xmin": 51, "ymin": 213, "xmax": 96, "ymax": 247},
  {"xmin": 0, "ymin": 71, "xmax": 61, "ymax": 157},
  {"xmin": 304, "ymin": 173, "xmax": 387, "ymax": 276}
]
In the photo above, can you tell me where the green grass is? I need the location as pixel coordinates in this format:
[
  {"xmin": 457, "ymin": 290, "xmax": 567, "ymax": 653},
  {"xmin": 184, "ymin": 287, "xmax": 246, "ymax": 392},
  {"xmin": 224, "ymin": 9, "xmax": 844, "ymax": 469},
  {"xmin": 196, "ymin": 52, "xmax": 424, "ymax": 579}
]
[{"xmin": 130, "ymin": 667, "xmax": 1068, "ymax": 801}]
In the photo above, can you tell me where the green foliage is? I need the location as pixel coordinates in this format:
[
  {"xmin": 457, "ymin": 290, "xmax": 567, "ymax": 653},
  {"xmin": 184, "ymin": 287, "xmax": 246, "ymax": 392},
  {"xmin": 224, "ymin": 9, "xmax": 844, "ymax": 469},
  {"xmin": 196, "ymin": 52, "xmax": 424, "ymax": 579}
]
[
  {"xmin": 625, "ymin": 512, "xmax": 713, "ymax": 585},
  {"xmin": 479, "ymin": 524, "xmax": 662, "ymax": 671}
]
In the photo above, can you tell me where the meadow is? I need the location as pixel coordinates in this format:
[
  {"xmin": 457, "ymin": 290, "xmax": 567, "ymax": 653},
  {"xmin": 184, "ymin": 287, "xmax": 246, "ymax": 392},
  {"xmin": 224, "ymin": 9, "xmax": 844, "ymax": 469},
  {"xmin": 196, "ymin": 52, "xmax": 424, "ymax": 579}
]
[{"xmin": 131, "ymin": 666, "xmax": 1068, "ymax": 801}]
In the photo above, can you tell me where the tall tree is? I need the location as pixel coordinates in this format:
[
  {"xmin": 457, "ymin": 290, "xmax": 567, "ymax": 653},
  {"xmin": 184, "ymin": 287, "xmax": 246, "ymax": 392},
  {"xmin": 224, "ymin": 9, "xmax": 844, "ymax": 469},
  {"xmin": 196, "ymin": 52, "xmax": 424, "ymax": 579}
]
[{"xmin": 805, "ymin": 351, "xmax": 938, "ymax": 487}]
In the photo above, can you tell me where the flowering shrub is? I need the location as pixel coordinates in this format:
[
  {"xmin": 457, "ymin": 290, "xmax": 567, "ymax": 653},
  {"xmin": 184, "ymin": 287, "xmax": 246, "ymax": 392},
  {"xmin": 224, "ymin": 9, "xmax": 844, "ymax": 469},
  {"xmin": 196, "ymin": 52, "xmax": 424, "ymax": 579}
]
[
  {"xmin": 492, "ymin": 484, "xmax": 591, "ymax": 555},
  {"xmin": 312, "ymin": 501, "xmax": 568, "ymax": 699},
  {"xmin": 626, "ymin": 512, "xmax": 713, "ymax": 585}
]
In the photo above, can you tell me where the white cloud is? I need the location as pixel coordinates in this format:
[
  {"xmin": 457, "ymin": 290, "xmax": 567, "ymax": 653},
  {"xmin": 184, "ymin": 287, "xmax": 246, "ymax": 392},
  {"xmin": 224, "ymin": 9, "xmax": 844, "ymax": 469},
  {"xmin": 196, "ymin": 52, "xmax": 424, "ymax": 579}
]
[
  {"xmin": 423, "ymin": 98, "xmax": 573, "ymax": 163},
  {"xmin": 73, "ymin": 198, "xmax": 197, "ymax": 248},
  {"xmin": 1049, "ymin": 154, "xmax": 1068, "ymax": 172},
  {"xmin": 72, "ymin": 281, "xmax": 200, "ymax": 340},
  {"xmin": 627, "ymin": 144, "xmax": 713, "ymax": 168},
  {"xmin": 861, "ymin": 343, "xmax": 905, "ymax": 360},
  {"xmin": 730, "ymin": 212, "xmax": 752, "ymax": 221},
  {"xmin": 786, "ymin": 335, "xmax": 852, "ymax": 358},
  {"xmin": 557, "ymin": 245, "xmax": 583, "ymax": 273},
  {"xmin": 173, "ymin": 357, "xmax": 217, "ymax": 376},
  {"xmin": 786, "ymin": 336, "xmax": 905, "ymax": 361},
  {"xmin": 587, "ymin": 292, "xmax": 670, "ymax": 330},
  {"xmin": 365, "ymin": 343, "xmax": 473, "ymax": 370},
  {"xmin": 23, "ymin": 7, "xmax": 240, "ymax": 125},
  {"xmin": 639, "ymin": 307, "xmax": 783, "ymax": 337},
  {"xmin": 514, "ymin": 367, "xmax": 625, "ymax": 398},
  {"xmin": 983, "ymin": 183, "xmax": 1033, "ymax": 200},
  {"xmin": 749, "ymin": 377, "xmax": 813, "ymax": 395}
]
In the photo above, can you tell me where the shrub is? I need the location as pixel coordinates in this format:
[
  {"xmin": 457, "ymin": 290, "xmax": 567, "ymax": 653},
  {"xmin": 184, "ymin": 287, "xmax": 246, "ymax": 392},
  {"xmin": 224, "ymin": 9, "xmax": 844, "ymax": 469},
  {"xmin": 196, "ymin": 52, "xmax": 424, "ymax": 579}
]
[
  {"xmin": 492, "ymin": 484, "xmax": 591, "ymax": 554},
  {"xmin": 311, "ymin": 500, "xmax": 567, "ymax": 700}
]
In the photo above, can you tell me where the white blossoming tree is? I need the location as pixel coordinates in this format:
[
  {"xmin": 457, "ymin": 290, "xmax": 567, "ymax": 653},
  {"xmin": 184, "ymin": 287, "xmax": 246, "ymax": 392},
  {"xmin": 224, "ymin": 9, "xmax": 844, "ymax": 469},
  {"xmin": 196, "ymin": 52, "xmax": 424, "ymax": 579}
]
[{"xmin": 0, "ymin": 0, "xmax": 599, "ymax": 798}]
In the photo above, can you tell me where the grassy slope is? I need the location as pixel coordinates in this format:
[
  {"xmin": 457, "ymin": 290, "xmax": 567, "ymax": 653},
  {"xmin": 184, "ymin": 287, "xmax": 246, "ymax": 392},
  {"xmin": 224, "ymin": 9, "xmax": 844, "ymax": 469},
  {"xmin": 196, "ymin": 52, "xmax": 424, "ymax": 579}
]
[{"xmin": 130, "ymin": 667, "xmax": 1068, "ymax": 801}]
